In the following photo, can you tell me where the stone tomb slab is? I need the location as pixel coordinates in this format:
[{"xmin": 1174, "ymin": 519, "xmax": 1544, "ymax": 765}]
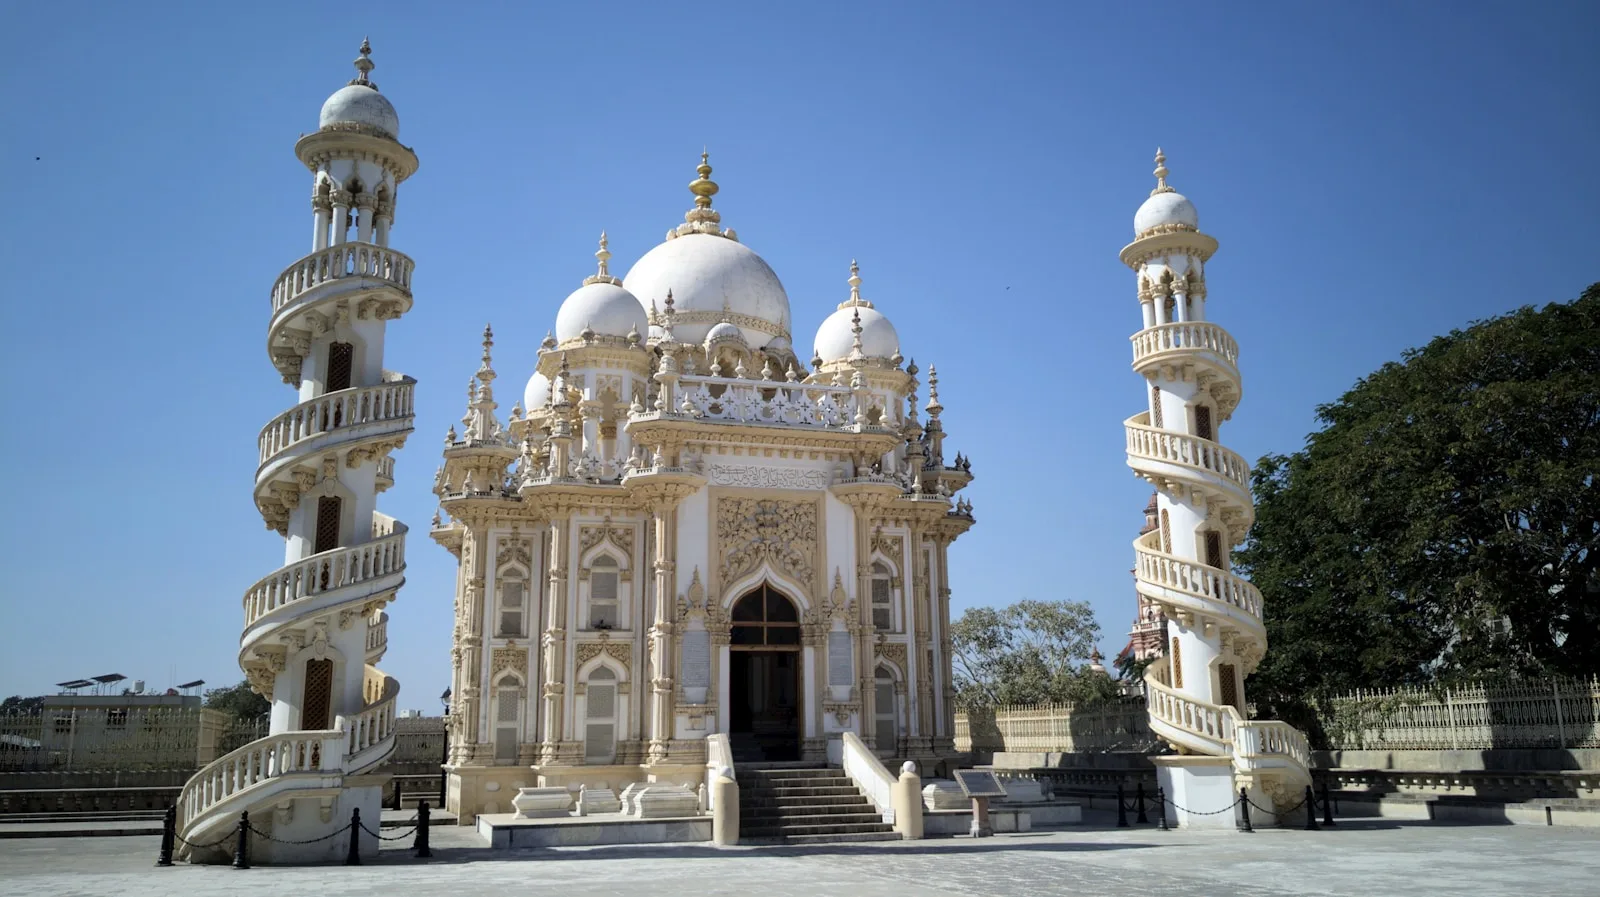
[
  {"xmin": 511, "ymin": 786, "xmax": 574, "ymax": 819},
  {"xmin": 475, "ymin": 812, "xmax": 711, "ymax": 849}
]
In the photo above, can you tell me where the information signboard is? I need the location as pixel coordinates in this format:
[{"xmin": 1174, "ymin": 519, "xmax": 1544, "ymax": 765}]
[{"xmin": 953, "ymin": 769, "xmax": 1008, "ymax": 799}]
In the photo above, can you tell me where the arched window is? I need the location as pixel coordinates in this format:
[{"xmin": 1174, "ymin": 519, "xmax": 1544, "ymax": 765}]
[
  {"xmin": 493, "ymin": 677, "xmax": 522, "ymax": 763},
  {"xmin": 584, "ymin": 667, "xmax": 617, "ymax": 764},
  {"xmin": 497, "ymin": 573, "xmax": 525, "ymax": 637},
  {"xmin": 871, "ymin": 563, "xmax": 893, "ymax": 632},
  {"xmin": 874, "ymin": 666, "xmax": 897, "ymax": 750},
  {"xmin": 589, "ymin": 556, "xmax": 619, "ymax": 629},
  {"xmin": 730, "ymin": 585, "xmax": 800, "ymax": 646}
]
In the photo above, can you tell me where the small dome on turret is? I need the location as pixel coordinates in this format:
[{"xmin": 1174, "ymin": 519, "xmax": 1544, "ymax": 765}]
[
  {"xmin": 318, "ymin": 40, "xmax": 400, "ymax": 139},
  {"xmin": 553, "ymin": 233, "xmax": 648, "ymax": 343},
  {"xmin": 524, "ymin": 371, "xmax": 551, "ymax": 410},
  {"xmin": 813, "ymin": 261, "xmax": 900, "ymax": 363},
  {"xmin": 1133, "ymin": 149, "xmax": 1198, "ymax": 236},
  {"xmin": 705, "ymin": 320, "xmax": 746, "ymax": 346}
]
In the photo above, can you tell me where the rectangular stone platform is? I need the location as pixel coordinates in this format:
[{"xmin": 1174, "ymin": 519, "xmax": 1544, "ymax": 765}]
[
  {"xmin": 476, "ymin": 812, "xmax": 711, "ymax": 849},
  {"xmin": 923, "ymin": 801, "xmax": 1083, "ymax": 835}
]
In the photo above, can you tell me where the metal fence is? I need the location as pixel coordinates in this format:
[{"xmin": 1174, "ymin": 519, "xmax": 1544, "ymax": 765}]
[
  {"xmin": 1324, "ymin": 677, "xmax": 1600, "ymax": 750},
  {"xmin": 954, "ymin": 676, "xmax": 1600, "ymax": 754},
  {"xmin": 0, "ymin": 708, "xmax": 214, "ymax": 771}
]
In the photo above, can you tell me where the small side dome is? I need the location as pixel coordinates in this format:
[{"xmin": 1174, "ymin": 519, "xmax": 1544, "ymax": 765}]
[
  {"xmin": 318, "ymin": 41, "xmax": 399, "ymax": 138},
  {"xmin": 705, "ymin": 320, "xmax": 747, "ymax": 346},
  {"xmin": 815, "ymin": 305, "xmax": 899, "ymax": 363},
  {"xmin": 555, "ymin": 282, "xmax": 648, "ymax": 343},
  {"xmin": 524, "ymin": 371, "xmax": 552, "ymax": 410}
]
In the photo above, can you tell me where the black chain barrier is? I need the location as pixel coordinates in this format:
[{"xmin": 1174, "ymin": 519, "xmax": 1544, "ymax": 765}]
[{"xmin": 157, "ymin": 801, "xmax": 439, "ymax": 867}]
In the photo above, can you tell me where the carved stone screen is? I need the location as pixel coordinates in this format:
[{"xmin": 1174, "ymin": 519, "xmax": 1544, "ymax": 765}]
[{"xmin": 828, "ymin": 631, "xmax": 853, "ymax": 686}]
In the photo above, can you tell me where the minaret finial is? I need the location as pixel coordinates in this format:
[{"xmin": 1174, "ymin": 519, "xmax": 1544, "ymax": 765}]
[
  {"xmin": 1151, "ymin": 147, "xmax": 1174, "ymax": 196},
  {"xmin": 838, "ymin": 258, "xmax": 875, "ymax": 310},
  {"xmin": 351, "ymin": 38, "xmax": 377, "ymax": 89},
  {"xmin": 691, "ymin": 151, "xmax": 718, "ymax": 210},
  {"xmin": 479, "ymin": 323, "xmax": 495, "ymax": 379},
  {"xmin": 926, "ymin": 365, "xmax": 943, "ymax": 418},
  {"xmin": 584, "ymin": 231, "xmax": 621, "ymax": 286}
]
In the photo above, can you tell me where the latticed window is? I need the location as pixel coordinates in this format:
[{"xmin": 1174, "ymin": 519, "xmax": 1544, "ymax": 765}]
[
  {"xmin": 874, "ymin": 667, "xmax": 897, "ymax": 750},
  {"xmin": 1160, "ymin": 509, "xmax": 1171, "ymax": 554},
  {"xmin": 314, "ymin": 496, "xmax": 341, "ymax": 555},
  {"xmin": 1196, "ymin": 404, "xmax": 1213, "ymax": 441},
  {"xmin": 1218, "ymin": 663, "xmax": 1240, "ymax": 711},
  {"xmin": 302, "ymin": 659, "xmax": 333, "ymax": 730},
  {"xmin": 326, "ymin": 342, "xmax": 354, "ymax": 393},
  {"xmin": 1170, "ymin": 638, "xmax": 1183, "ymax": 689},
  {"xmin": 498, "ymin": 576, "xmax": 525, "ymax": 637},
  {"xmin": 584, "ymin": 667, "xmax": 617, "ymax": 764},
  {"xmin": 1151, "ymin": 386, "xmax": 1164, "ymax": 428},
  {"xmin": 1204, "ymin": 530, "xmax": 1223, "ymax": 569},
  {"xmin": 494, "ymin": 684, "xmax": 521, "ymax": 762},
  {"xmin": 871, "ymin": 563, "xmax": 893, "ymax": 632},
  {"xmin": 589, "ymin": 556, "xmax": 619, "ymax": 629}
]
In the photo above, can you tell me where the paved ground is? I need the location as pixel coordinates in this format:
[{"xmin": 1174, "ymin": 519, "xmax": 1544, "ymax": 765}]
[{"xmin": 0, "ymin": 811, "xmax": 1594, "ymax": 897}]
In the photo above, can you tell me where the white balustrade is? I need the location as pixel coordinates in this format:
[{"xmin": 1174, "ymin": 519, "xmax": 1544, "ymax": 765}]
[
  {"xmin": 242, "ymin": 528, "xmax": 407, "ymax": 629},
  {"xmin": 177, "ymin": 729, "xmax": 344, "ymax": 830},
  {"xmin": 646, "ymin": 375, "xmax": 869, "ymax": 430},
  {"xmin": 376, "ymin": 455, "xmax": 395, "ymax": 483},
  {"xmin": 257, "ymin": 380, "xmax": 415, "ymax": 467},
  {"xmin": 840, "ymin": 731, "xmax": 896, "ymax": 823},
  {"xmin": 366, "ymin": 613, "xmax": 388, "ymax": 654},
  {"xmin": 1236, "ymin": 720, "xmax": 1312, "ymax": 770},
  {"xmin": 1145, "ymin": 658, "xmax": 1237, "ymax": 746},
  {"xmin": 344, "ymin": 678, "xmax": 398, "ymax": 759},
  {"xmin": 271, "ymin": 243, "xmax": 414, "ymax": 313},
  {"xmin": 1134, "ymin": 531, "xmax": 1263, "ymax": 625},
  {"xmin": 1125, "ymin": 414, "xmax": 1251, "ymax": 492},
  {"xmin": 1131, "ymin": 321, "xmax": 1239, "ymax": 370}
]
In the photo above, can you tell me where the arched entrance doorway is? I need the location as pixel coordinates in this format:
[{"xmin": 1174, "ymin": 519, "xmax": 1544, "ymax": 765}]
[{"xmin": 729, "ymin": 584, "xmax": 801, "ymax": 762}]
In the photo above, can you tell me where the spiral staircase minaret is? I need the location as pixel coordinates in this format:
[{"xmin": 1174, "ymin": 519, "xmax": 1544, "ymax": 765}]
[
  {"xmin": 175, "ymin": 42, "xmax": 418, "ymax": 863},
  {"xmin": 1122, "ymin": 150, "xmax": 1311, "ymax": 826}
]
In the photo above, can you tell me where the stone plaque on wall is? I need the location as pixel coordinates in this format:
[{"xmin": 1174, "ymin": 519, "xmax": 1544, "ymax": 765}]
[
  {"xmin": 828, "ymin": 631, "xmax": 853, "ymax": 686},
  {"xmin": 681, "ymin": 629, "xmax": 711, "ymax": 691}
]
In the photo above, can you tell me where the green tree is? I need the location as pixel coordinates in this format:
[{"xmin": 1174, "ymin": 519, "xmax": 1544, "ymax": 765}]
[
  {"xmin": 204, "ymin": 680, "xmax": 270, "ymax": 723},
  {"xmin": 950, "ymin": 599, "xmax": 1115, "ymax": 708},
  {"xmin": 1237, "ymin": 284, "xmax": 1600, "ymax": 732},
  {"xmin": 0, "ymin": 695, "xmax": 44, "ymax": 714}
]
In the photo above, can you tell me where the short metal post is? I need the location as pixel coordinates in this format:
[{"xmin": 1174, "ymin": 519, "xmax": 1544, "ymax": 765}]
[
  {"xmin": 414, "ymin": 801, "xmax": 432, "ymax": 858},
  {"xmin": 345, "ymin": 807, "xmax": 362, "ymax": 866},
  {"xmin": 1156, "ymin": 787, "xmax": 1169, "ymax": 831},
  {"xmin": 1116, "ymin": 783, "xmax": 1129, "ymax": 827},
  {"xmin": 1303, "ymin": 785, "xmax": 1319, "ymax": 831},
  {"xmin": 156, "ymin": 806, "xmax": 176, "ymax": 866},
  {"xmin": 1237, "ymin": 787, "xmax": 1253, "ymax": 833},
  {"xmin": 232, "ymin": 810, "xmax": 251, "ymax": 869},
  {"xmin": 1135, "ymin": 783, "xmax": 1149, "ymax": 824},
  {"xmin": 1320, "ymin": 778, "xmax": 1337, "ymax": 827},
  {"xmin": 391, "ymin": 781, "xmax": 401, "ymax": 810}
]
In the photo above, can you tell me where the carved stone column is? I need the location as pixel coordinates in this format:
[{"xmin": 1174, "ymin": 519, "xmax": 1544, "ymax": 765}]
[
  {"xmin": 460, "ymin": 526, "xmax": 488, "ymax": 757},
  {"xmin": 539, "ymin": 512, "xmax": 569, "ymax": 763},
  {"xmin": 646, "ymin": 497, "xmax": 679, "ymax": 763}
]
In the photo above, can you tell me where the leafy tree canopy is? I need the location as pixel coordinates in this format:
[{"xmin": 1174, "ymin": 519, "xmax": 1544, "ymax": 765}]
[
  {"xmin": 1238, "ymin": 284, "xmax": 1599, "ymax": 729},
  {"xmin": 204, "ymin": 681, "xmax": 270, "ymax": 722},
  {"xmin": 1, "ymin": 695, "xmax": 44, "ymax": 714},
  {"xmin": 951, "ymin": 598, "xmax": 1118, "ymax": 708}
]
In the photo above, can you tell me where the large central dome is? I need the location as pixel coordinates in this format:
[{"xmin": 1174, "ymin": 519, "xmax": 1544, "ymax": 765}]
[{"xmin": 623, "ymin": 234, "xmax": 790, "ymax": 346}]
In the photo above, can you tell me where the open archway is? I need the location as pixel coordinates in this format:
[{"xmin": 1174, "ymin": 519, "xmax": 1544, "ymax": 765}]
[{"xmin": 729, "ymin": 583, "xmax": 802, "ymax": 762}]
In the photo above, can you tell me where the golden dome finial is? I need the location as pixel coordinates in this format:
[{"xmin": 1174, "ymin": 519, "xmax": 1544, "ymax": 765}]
[
  {"xmin": 1151, "ymin": 147, "xmax": 1175, "ymax": 196},
  {"xmin": 690, "ymin": 151, "xmax": 718, "ymax": 210}
]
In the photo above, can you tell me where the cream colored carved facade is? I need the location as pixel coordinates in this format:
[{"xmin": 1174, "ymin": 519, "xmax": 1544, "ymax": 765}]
[{"xmin": 433, "ymin": 160, "xmax": 975, "ymax": 821}]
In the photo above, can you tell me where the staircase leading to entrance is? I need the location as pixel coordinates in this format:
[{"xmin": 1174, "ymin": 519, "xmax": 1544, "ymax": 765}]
[{"xmin": 738, "ymin": 768, "xmax": 899, "ymax": 844}]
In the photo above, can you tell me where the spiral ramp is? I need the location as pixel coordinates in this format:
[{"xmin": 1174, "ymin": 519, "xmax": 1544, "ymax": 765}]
[
  {"xmin": 1126, "ymin": 321, "xmax": 1312, "ymax": 812},
  {"xmin": 175, "ymin": 243, "xmax": 414, "ymax": 861}
]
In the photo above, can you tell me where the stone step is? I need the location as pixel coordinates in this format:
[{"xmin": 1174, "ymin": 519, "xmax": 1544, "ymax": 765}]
[
  {"xmin": 741, "ymin": 769, "xmax": 841, "ymax": 780},
  {"xmin": 743, "ymin": 820, "xmax": 897, "ymax": 837},
  {"xmin": 743, "ymin": 812, "xmax": 887, "ymax": 829},
  {"xmin": 782, "ymin": 830, "xmax": 902, "ymax": 845},
  {"xmin": 743, "ymin": 800, "xmax": 878, "ymax": 817},
  {"xmin": 742, "ymin": 785, "xmax": 863, "ymax": 799},
  {"xmin": 741, "ymin": 776, "xmax": 852, "ymax": 789}
]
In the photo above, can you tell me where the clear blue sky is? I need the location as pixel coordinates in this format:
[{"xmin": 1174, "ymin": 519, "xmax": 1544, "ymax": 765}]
[{"xmin": 1, "ymin": 2, "xmax": 1595, "ymax": 709}]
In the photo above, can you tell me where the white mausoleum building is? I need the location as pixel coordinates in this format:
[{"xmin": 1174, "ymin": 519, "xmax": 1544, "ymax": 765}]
[{"xmin": 432, "ymin": 156, "xmax": 977, "ymax": 820}]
